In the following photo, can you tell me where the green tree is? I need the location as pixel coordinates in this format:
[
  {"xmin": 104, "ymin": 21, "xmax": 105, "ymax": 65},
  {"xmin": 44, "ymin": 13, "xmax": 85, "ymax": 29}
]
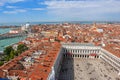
[
  {"xmin": 2, "ymin": 44, "xmax": 28, "ymax": 62},
  {"xmin": 14, "ymin": 50, "xmax": 18, "ymax": 56},
  {"xmin": 4, "ymin": 56, "xmax": 10, "ymax": 61},
  {"xmin": 24, "ymin": 31, "xmax": 28, "ymax": 34},
  {"xmin": 4, "ymin": 46, "xmax": 14, "ymax": 56},
  {"xmin": 17, "ymin": 44, "xmax": 28, "ymax": 53},
  {"xmin": 0, "ymin": 61, "xmax": 4, "ymax": 66},
  {"xmin": 10, "ymin": 51, "xmax": 14, "ymax": 59}
]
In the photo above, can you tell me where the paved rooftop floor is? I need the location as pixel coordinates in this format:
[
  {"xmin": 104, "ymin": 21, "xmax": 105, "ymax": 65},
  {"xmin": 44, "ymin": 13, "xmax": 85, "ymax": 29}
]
[{"xmin": 58, "ymin": 58, "xmax": 120, "ymax": 80}]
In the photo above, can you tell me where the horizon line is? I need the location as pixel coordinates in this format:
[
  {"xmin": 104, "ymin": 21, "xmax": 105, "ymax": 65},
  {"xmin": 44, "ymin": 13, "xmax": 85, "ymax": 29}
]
[{"xmin": 1, "ymin": 20, "xmax": 120, "ymax": 23}]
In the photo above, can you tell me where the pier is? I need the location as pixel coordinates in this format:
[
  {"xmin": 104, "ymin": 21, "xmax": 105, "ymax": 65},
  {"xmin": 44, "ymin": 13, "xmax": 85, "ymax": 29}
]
[{"xmin": 0, "ymin": 33, "xmax": 27, "ymax": 40}]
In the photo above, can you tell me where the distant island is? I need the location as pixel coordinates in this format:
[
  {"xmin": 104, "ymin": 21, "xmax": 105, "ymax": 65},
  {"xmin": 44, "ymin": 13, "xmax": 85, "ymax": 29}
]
[{"xmin": 0, "ymin": 21, "xmax": 120, "ymax": 27}]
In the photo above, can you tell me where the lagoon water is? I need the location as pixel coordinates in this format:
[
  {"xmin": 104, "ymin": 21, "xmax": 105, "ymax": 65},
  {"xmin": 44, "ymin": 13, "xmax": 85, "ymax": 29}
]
[
  {"xmin": 0, "ymin": 36, "xmax": 26, "ymax": 51},
  {"xmin": 0, "ymin": 28, "xmax": 26, "ymax": 51},
  {"xmin": 0, "ymin": 21, "xmax": 111, "ymax": 26},
  {"xmin": 0, "ymin": 28, "xmax": 11, "ymax": 34},
  {"xmin": 0, "ymin": 21, "xmax": 120, "ymax": 26}
]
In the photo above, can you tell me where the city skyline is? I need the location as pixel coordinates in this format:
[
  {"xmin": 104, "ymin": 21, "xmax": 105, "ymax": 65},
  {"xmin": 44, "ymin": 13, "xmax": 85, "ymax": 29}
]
[{"xmin": 0, "ymin": 0, "xmax": 120, "ymax": 23}]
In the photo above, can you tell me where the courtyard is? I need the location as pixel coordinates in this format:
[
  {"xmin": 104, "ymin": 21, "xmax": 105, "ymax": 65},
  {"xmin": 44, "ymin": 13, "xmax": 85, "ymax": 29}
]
[{"xmin": 58, "ymin": 58, "xmax": 120, "ymax": 80}]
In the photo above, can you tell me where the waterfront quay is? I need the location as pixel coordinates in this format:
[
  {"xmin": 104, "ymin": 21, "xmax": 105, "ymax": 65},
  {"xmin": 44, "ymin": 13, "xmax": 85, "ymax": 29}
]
[{"xmin": 0, "ymin": 33, "xmax": 27, "ymax": 40}]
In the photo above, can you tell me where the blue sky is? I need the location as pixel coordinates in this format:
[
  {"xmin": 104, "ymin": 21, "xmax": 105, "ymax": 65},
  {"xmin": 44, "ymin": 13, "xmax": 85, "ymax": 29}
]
[{"xmin": 0, "ymin": 0, "xmax": 120, "ymax": 23}]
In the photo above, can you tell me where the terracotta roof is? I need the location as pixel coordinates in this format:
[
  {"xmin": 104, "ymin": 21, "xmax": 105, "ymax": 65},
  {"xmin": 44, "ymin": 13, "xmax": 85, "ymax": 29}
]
[
  {"xmin": 103, "ymin": 44, "xmax": 120, "ymax": 58},
  {"xmin": 0, "ymin": 70, "xmax": 4, "ymax": 78}
]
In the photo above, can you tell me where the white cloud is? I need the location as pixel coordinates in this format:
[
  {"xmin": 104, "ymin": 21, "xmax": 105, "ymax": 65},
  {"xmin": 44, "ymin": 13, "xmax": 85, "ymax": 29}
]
[
  {"xmin": 16, "ymin": 9, "xmax": 26, "ymax": 12},
  {"xmin": 42, "ymin": 0, "xmax": 120, "ymax": 20},
  {"xmin": 3, "ymin": 11, "xmax": 17, "ymax": 14},
  {"xmin": 7, "ymin": 0, "xmax": 25, "ymax": 3},
  {"xmin": 6, "ymin": 6, "xmax": 17, "ymax": 8},
  {"xmin": 3, "ymin": 9, "xmax": 27, "ymax": 14},
  {"xmin": 32, "ymin": 8, "xmax": 44, "ymax": 11},
  {"xmin": 43, "ymin": 1, "xmax": 100, "ymax": 9},
  {"xmin": 0, "ymin": 0, "xmax": 25, "ymax": 6}
]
